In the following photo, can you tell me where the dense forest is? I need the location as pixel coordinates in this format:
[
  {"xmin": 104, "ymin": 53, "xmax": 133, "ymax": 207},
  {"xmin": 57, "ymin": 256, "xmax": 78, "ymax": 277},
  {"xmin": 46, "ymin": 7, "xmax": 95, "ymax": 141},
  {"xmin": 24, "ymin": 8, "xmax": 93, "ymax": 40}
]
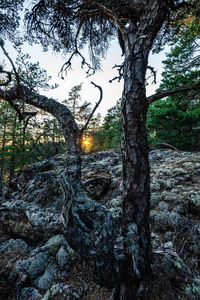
[{"xmin": 0, "ymin": 1, "xmax": 200, "ymax": 300}]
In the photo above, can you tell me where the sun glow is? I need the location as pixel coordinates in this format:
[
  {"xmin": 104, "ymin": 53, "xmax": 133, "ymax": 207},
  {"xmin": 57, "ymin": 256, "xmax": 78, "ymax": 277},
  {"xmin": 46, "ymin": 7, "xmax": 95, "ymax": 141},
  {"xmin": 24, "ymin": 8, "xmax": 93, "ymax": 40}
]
[{"xmin": 81, "ymin": 134, "xmax": 93, "ymax": 153}]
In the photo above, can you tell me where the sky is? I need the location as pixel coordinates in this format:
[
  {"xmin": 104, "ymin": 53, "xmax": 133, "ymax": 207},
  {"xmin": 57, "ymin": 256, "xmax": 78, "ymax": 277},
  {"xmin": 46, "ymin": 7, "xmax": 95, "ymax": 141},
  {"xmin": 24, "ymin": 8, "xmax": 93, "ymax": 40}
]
[{"xmin": 2, "ymin": 34, "xmax": 168, "ymax": 118}]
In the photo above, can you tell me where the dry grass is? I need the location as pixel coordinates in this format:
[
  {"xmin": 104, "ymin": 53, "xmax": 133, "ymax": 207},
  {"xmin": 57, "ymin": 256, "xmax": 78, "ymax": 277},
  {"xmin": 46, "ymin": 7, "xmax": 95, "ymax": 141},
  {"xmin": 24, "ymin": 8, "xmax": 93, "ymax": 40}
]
[{"xmin": 67, "ymin": 257, "xmax": 111, "ymax": 300}]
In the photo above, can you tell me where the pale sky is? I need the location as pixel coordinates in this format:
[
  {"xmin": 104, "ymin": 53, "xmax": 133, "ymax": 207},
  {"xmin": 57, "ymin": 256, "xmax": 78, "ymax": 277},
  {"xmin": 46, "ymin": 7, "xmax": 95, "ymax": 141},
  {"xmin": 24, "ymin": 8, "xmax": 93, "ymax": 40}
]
[{"xmin": 2, "ymin": 38, "xmax": 168, "ymax": 118}]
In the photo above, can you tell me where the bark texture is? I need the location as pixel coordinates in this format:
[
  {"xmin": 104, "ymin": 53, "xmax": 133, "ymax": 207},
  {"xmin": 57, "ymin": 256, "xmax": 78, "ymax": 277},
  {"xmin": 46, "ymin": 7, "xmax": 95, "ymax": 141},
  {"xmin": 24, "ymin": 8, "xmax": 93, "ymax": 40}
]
[{"xmin": 119, "ymin": 1, "xmax": 169, "ymax": 298}]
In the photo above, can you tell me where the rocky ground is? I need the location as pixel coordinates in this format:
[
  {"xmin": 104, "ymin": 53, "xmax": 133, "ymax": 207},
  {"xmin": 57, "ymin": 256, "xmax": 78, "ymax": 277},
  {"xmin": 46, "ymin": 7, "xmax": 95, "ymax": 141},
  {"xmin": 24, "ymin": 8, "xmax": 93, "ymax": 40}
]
[{"xmin": 0, "ymin": 149, "xmax": 200, "ymax": 299}]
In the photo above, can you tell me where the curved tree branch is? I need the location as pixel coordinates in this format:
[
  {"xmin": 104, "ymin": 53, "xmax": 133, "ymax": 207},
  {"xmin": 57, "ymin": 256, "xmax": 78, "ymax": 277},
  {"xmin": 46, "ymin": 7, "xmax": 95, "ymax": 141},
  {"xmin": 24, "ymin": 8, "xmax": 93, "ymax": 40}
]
[
  {"xmin": 147, "ymin": 66, "xmax": 157, "ymax": 84},
  {"xmin": 0, "ymin": 39, "xmax": 21, "ymax": 87},
  {"xmin": 80, "ymin": 81, "xmax": 103, "ymax": 133},
  {"xmin": 148, "ymin": 80, "xmax": 200, "ymax": 104},
  {"xmin": 0, "ymin": 84, "xmax": 79, "ymax": 153}
]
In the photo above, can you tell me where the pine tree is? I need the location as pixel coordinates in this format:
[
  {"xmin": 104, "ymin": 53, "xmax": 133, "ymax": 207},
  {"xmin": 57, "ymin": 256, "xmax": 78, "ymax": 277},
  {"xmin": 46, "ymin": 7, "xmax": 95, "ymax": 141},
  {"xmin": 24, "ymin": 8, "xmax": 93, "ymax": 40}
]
[{"xmin": 148, "ymin": 20, "xmax": 200, "ymax": 150}]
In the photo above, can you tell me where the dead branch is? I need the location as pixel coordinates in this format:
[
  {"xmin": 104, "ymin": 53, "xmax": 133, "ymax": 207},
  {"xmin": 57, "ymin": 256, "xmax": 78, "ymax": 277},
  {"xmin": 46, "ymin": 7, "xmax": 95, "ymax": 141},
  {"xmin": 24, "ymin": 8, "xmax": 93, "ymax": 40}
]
[
  {"xmin": 154, "ymin": 143, "xmax": 180, "ymax": 152},
  {"xmin": 109, "ymin": 64, "xmax": 124, "ymax": 83},
  {"xmin": 60, "ymin": 49, "xmax": 95, "ymax": 78},
  {"xmin": 0, "ymin": 41, "xmax": 27, "ymax": 120},
  {"xmin": 148, "ymin": 80, "xmax": 200, "ymax": 104},
  {"xmin": 80, "ymin": 81, "xmax": 103, "ymax": 133},
  {"xmin": 0, "ymin": 39, "xmax": 21, "ymax": 87},
  {"xmin": 60, "ymin": 23, "xmax": 95, "ymax": 78},
  {"xmin": 147, "ymin": 66, "xmax": 157, "ymax": 84}
]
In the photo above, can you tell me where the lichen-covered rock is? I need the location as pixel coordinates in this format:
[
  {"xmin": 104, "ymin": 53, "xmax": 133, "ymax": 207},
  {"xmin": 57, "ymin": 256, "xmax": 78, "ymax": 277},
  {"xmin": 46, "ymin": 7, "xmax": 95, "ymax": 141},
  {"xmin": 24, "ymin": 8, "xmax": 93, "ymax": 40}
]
[
  {"xmin": 188, "ymin": 191, "xmax": 200, "ymax": 215},
  {"xmin": 1, "ymin": 149, "xmax": 200, "ymax": 299},
  {"xmin": 56, "ymin": 246, "xmax": 70, "ymax": 271},
  {"xmin": 35, "ymin": 263, "xmax": 58, "ymax": 290},
  {"xmin": 185, "ymin": 277, "xmax": 200, "ymax": 299},
  {"xmin": 42, "ymin": 235, "xmax": 66, "ymax": 254},
  {"xmin": 108, "ymin": 197, "xmax": 123, "ymax": 221},
  {"xmin": 17, "ymin": 287, "xmax": 42, "ymax": 300},
  {"xmin": 82, "ymin": 173, "xmax": 111, "ymax": 200},
  {"xmin": 0, "ymin": 238, "xmax": 29, "ymax": 255},
  {"xmin": 16, "ymin": 252, "xmax": 49, "ymax": 280},
  {"xmin": 42, "ymin": 283, "xmax": 81, "ymax": 300}
]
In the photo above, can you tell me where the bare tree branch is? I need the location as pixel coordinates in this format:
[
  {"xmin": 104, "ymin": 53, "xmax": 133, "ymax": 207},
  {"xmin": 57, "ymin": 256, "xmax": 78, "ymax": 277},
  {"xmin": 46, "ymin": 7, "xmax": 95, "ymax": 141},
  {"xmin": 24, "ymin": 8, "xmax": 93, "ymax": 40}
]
[
  {"xmin": 60, "ymin": 49, "xmax": 95, "ymax": 78},
  {"xmin": 154, "ymin": 143, "xmax": 180, "ymax": 152},
  {"xmin": 147, "ymin": 66, "xmax": 157, "ymax": 84},
  {"xmin": 0, "ymin": 40, "xmax": 27, "ymax": 120},
  {"xmin": 0, "ymin": 39, "xmax": 21, "ymax": 87},
  {"xmin": 109, "ymin": 64, "xmax": 124, "ymax": 83},
  {"xmin": 148, "ymin": 81, "xmax": 200, "ymax": 104},
  {"xmin": 80, "ymin": 81, "xmax": 103, "ymax": 133},
  {"xmin": 60, "ymin": 23, "xmax": 95, "ymax": 78}
]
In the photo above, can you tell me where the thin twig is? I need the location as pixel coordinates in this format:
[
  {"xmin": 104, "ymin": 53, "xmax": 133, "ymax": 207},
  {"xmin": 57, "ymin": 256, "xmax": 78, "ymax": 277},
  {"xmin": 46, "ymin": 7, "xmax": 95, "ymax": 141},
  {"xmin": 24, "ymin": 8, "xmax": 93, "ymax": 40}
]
[
  {"xmin": 109, "ymin": 64, "xmax": 124, "ymax": 83},
  {"xmin": 60, "ymin": 23, "xmax": 95, "ymax": 78},
  {"xmin": 147, "ymin": 66, "xmax": 157, "ymax": 84}
]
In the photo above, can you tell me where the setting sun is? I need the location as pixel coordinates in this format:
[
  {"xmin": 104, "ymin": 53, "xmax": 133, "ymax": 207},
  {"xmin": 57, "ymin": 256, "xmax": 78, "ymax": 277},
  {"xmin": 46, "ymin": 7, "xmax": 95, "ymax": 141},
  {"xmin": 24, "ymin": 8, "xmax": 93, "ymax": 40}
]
[{"xmin": 81, "ymin": 134, "xmax": 93, "ymax": 153}]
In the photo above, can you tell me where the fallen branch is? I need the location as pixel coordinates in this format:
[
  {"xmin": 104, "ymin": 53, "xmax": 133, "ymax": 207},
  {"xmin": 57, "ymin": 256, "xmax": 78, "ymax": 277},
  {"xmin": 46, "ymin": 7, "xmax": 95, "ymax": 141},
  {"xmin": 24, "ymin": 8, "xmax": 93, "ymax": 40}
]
[{"xmin": 154, "ymin": 143, "xmax": 180, "ymax": 152}]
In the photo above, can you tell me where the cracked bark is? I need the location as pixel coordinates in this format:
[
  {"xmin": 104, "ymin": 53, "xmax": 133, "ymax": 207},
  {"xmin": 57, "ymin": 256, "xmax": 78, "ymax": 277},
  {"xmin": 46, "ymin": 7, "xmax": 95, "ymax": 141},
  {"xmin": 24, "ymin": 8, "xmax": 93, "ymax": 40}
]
[{"xmin": 117, "ymin": 1, "xmax": 169, "ymax": 298}]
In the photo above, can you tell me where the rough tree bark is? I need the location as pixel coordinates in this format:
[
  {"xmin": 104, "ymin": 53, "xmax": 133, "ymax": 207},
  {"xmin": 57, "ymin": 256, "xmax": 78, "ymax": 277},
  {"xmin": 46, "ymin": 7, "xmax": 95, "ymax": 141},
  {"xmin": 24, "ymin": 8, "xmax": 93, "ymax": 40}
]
[{"xmin": 118, "ymin": 1, "xmax": 169, "ymax": 298}]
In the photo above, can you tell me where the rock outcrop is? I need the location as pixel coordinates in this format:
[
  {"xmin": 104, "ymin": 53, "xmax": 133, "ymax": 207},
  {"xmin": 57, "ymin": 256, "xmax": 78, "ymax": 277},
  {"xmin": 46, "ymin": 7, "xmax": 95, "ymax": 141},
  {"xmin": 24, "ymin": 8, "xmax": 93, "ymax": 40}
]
[{"xmin": 0, "ymin": 150, "xmax": 200, "ymax": 299}]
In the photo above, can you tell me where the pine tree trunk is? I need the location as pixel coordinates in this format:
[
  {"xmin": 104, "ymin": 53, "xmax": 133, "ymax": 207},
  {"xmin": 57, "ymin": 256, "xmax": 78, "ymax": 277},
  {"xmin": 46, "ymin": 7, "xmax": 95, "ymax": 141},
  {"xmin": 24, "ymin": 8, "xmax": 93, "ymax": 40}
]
[
  {"xmin": 120, "ymin": 37, "xmax": 151, "ymax": 299},
  {"xmin": 118, "ymin": 1, "xmax": 168, "ymax": 298}
]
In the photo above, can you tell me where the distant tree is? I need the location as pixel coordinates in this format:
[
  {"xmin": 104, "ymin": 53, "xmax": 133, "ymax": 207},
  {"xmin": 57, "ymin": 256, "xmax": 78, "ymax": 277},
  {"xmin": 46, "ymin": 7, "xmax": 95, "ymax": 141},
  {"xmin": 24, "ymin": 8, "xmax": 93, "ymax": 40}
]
[
  {"xmin": 63, "ymin": 84, "xmax": 101, "ymax": 152},
  {"xmin": 0, "ymin": 102, "xmax": 9, "ymax": 194},
  {"xmin": 96, "ymin": 100, "xmax": 122, "ymax": 150},
  {"xmin": 63, "ymin": 84, "xmax": 82, "ymax": 119},
  {"xmin": 78, "ymin": 101, "xmax": 92, "ymax": 125},
  {"xmin": 0, "ymin": 46, "xmax": 61, "ymax": 188}
]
